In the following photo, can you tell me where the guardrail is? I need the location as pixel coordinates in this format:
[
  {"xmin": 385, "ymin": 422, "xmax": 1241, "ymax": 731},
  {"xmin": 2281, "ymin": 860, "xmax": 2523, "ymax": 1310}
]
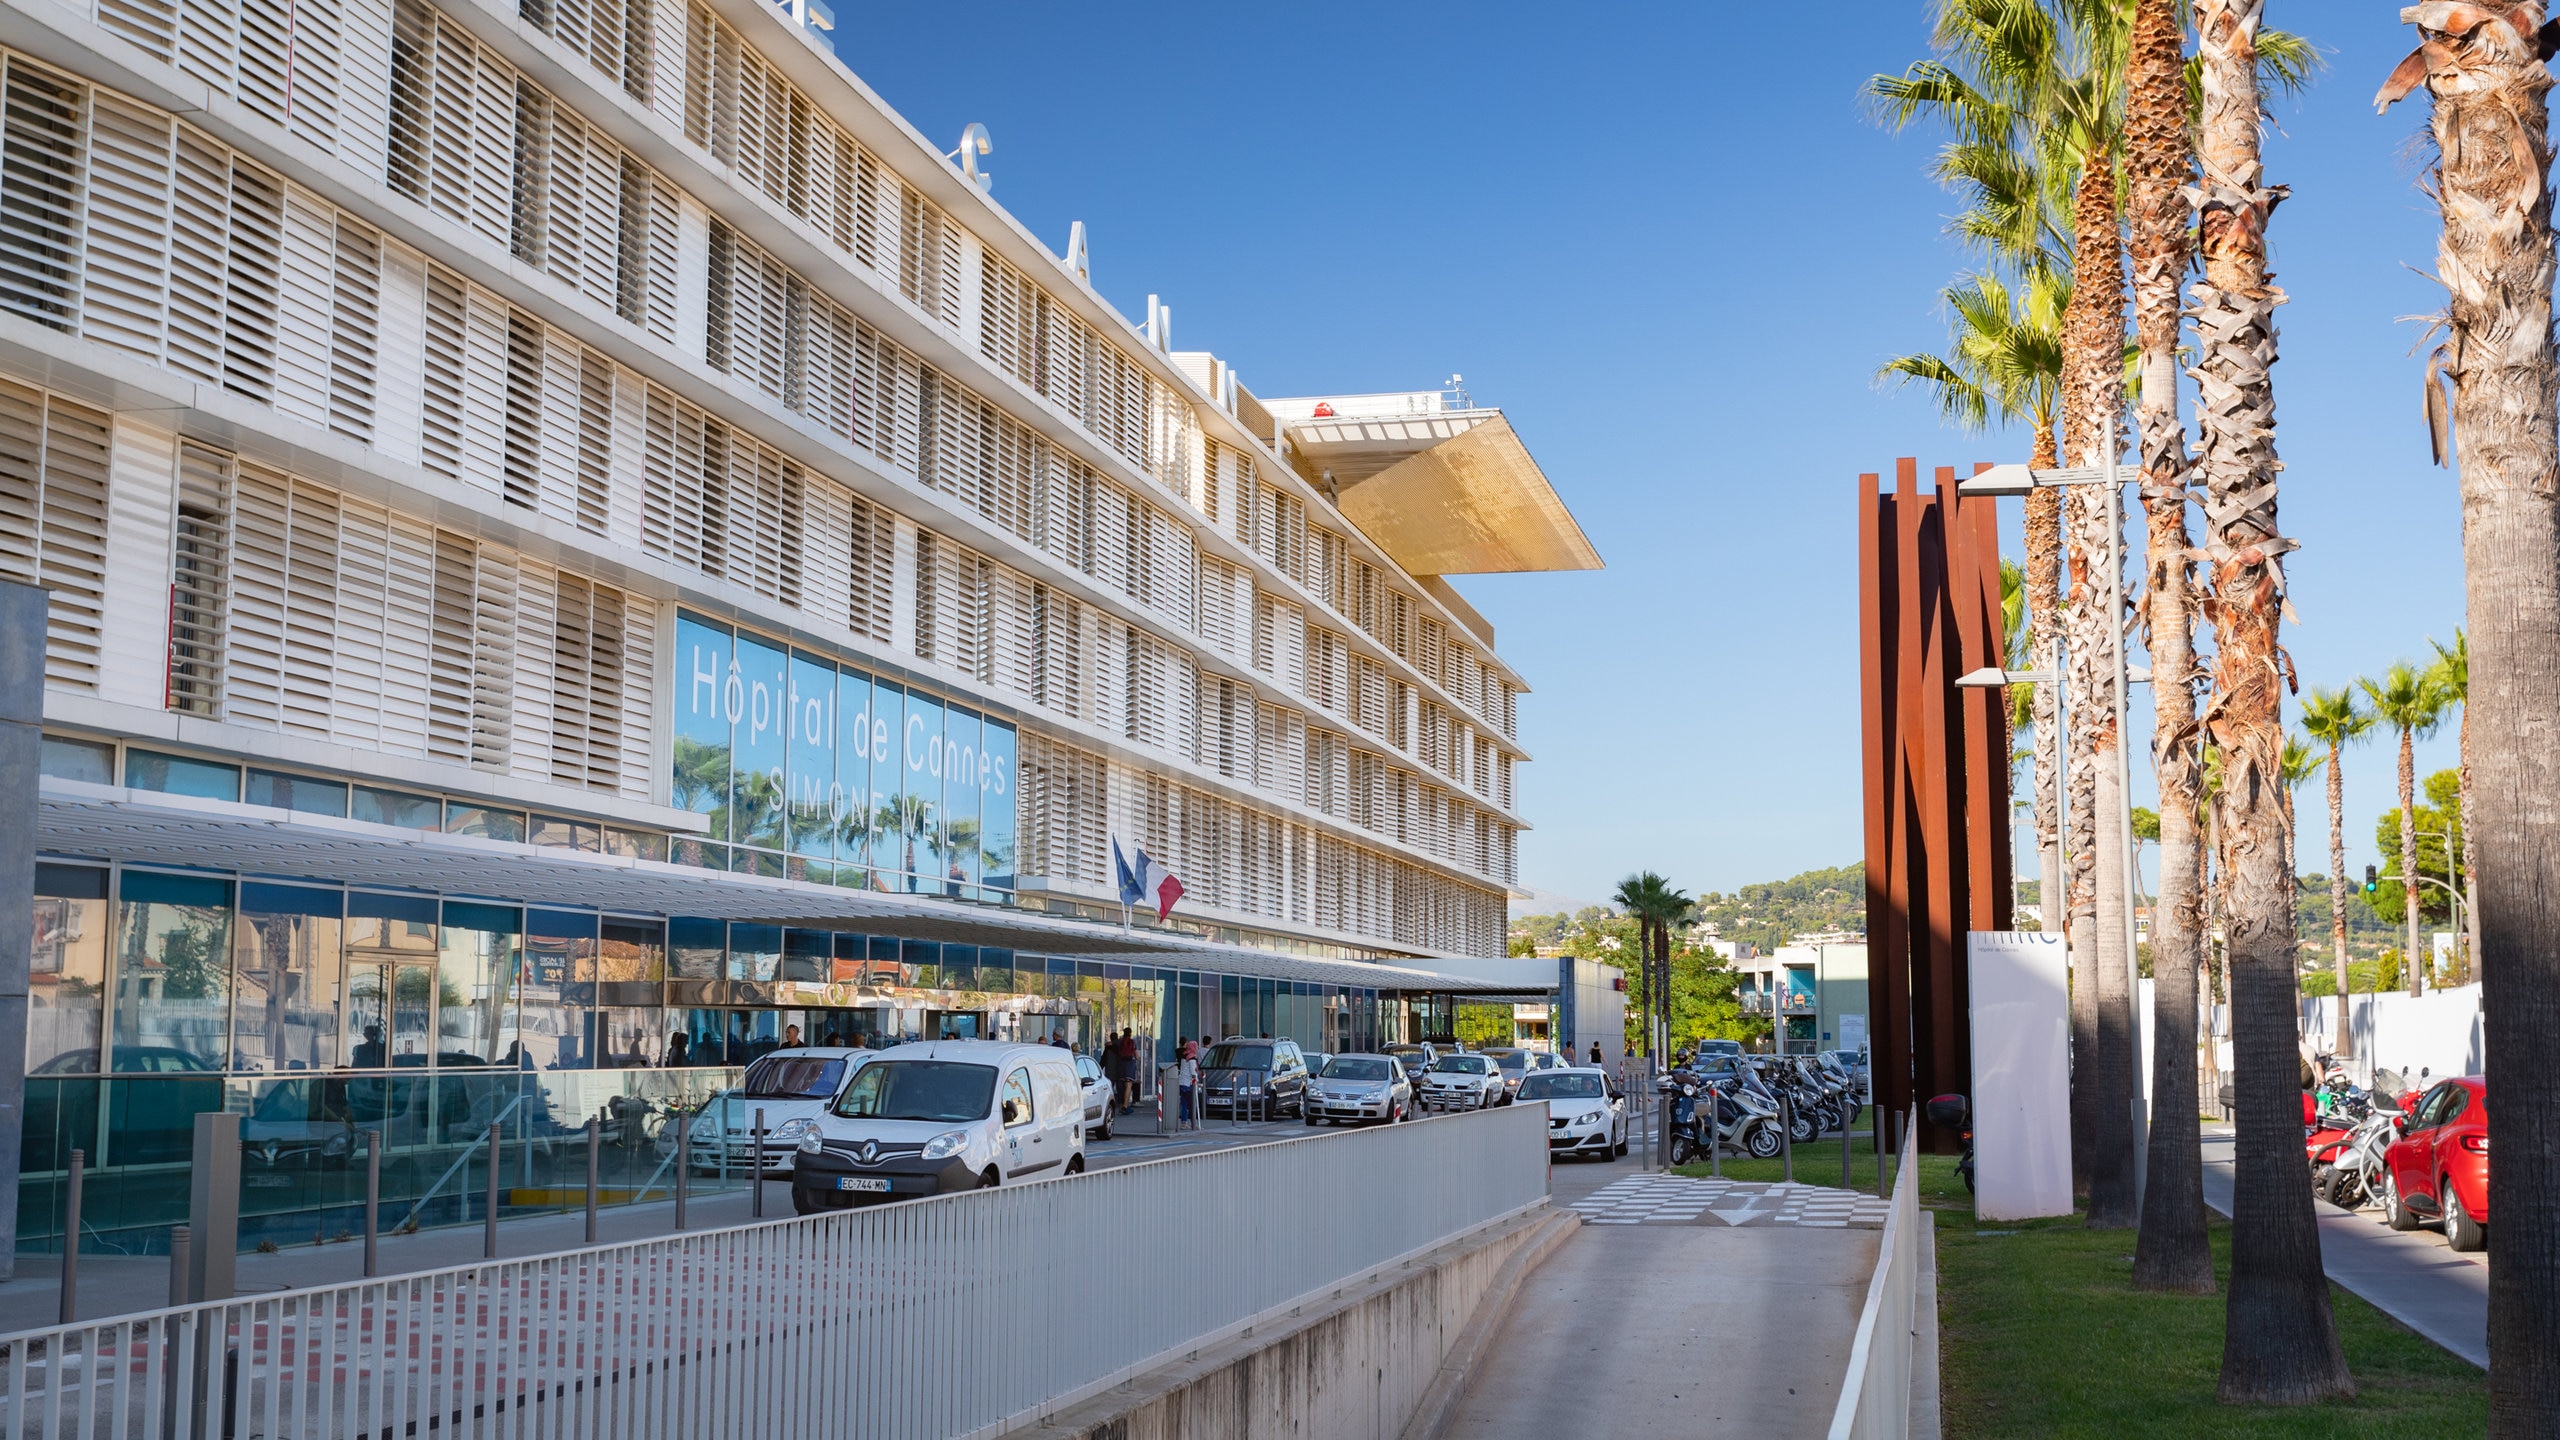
[
  {"xmin": 0, "ymin": 1101, "xmax": 1551, "ymax": 1440},
  {"xmin": 1827, "ymin": 1111, "xmax": 1922, "ymax": 1440}
]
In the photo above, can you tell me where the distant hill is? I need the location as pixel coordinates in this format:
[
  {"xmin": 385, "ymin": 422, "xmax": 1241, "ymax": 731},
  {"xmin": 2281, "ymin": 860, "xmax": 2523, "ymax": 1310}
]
[{"xmin": 1693, "ymin": 864, "xmax": 1865, "ymax": 954}]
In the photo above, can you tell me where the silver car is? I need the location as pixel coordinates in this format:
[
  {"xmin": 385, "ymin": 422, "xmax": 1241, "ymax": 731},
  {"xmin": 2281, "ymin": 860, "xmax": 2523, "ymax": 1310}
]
[
  {"xmin": 1304, "ymin": 1054, "xmax": 1413, "ymax": 1126},
  {"xmin": 1418, "ymin": 1052, "xmax": 1508, "ymax": 1111},
  {"xmin": 1073, "ymin": 1052, "xmax": 1115, "ymax": 1141}
]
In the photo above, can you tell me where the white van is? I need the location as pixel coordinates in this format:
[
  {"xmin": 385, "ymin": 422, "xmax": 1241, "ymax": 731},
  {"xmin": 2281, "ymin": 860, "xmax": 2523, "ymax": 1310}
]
[
  {"xmin": 683, "ymin": 1047, "xmax": 879, "ymax": 1177},
  {"xmin": 791, "ymin": 1040, "xmax": 1085, "ymax": 1212}
]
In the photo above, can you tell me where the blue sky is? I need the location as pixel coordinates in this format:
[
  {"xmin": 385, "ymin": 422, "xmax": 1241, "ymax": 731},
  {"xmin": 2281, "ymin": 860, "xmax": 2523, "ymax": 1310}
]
[{"xmin": 839, "ymin": 5, "xmax": 2467, "ymax": 909}]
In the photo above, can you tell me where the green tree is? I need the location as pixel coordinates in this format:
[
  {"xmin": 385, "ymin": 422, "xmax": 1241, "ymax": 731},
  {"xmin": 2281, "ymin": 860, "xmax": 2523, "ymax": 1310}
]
[
  {"xmin": 2425, "ymin": 632, "xmax": 2474, "ymax": 970},
  {"xmin": 1612, "ymin": 873, "xmax": 1694, "ymax": 1062},
  {"xmin": 2360, "ymin": 662, "xmax": 2448, "ymax": 998}
]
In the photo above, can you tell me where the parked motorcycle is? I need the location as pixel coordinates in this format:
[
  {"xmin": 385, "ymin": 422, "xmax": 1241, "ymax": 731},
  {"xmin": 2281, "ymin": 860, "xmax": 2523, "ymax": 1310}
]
[
  {"xmin": 2318, "ymin": 1096, "xmax": 2404, "ymax": 1210},
  {"xmin": 1925, "ymin": 1092, "xmax": 1974, "ymax": 1194}
]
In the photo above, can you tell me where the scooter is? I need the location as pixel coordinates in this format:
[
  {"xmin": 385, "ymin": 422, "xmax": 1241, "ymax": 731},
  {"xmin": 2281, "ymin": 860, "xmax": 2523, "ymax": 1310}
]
[
  {"xmin": 2318, "ymin": 1097, "xmax": 2403, "ymax": 1210},
  {"xmin": 1926, "ymin": 1093, "xmax": 1974, "ymax": 1194}
]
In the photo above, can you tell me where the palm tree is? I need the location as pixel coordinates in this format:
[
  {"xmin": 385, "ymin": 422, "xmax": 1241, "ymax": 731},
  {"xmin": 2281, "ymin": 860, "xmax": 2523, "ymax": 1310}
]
[
  {"xmin": 2194, "ymin": 0, "xmax": 2349, "ymax": 1403},
  {"xmin": 2425, "ymin": 633, "xmax": 2476, "ymax": 972},
  {"xmin": 2124, "ymin": 0, "xmax": 2213, "ymax": 1293},
  {"xmin": 2383, "ymin": 13, "xmax": 2560, "ymax": 1423},
  {"xmin": 2297, "ymin": 688, "xmax": 2373, "ymax": 1062},
  {"xmin": 1613, "ymin": 872, "xmax": 1693, "ymax": 1064},
  {"xmin": 2360, "ymin": 663, "xmax": 2446, "ymax": 999}
]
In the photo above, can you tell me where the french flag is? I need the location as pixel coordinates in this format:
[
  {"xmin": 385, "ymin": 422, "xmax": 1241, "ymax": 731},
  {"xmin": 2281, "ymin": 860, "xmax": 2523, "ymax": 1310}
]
[{"xmin": 1112, "ymin": 834, "xmax": 1185, "ymax": 921}]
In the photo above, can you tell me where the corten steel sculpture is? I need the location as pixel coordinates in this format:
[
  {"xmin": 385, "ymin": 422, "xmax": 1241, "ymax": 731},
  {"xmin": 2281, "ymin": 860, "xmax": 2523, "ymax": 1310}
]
[{"xmin": 1858, "ymin": 459, "xmax": 2016, "ymax": 1154}]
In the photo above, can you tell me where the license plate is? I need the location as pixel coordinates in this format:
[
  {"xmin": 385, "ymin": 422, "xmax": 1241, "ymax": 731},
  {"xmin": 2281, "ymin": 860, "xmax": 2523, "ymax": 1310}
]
[{"xmin": 835, "ymin": 1176, "xmax": 892, "ymax": 1193}]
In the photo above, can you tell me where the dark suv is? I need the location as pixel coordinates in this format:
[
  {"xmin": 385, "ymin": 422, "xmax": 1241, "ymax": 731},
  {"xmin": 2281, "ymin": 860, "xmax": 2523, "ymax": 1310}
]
[{"xmin": 1199, "ymin": 1039, "xmax": 1312, "ymax": 1118}]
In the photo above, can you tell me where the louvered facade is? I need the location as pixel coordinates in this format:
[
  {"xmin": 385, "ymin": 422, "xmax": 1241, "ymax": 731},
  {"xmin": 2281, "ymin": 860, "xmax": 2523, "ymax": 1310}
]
[{"xmin": 6, "ymin": 0, "xmax": 1549, "ymax": 977}]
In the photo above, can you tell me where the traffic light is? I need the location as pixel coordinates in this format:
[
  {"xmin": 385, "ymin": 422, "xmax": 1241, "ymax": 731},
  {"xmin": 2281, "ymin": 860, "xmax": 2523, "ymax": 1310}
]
[{"xmin": 2364, "ymin": 864, "xmax": 2379, "ymax": 895}]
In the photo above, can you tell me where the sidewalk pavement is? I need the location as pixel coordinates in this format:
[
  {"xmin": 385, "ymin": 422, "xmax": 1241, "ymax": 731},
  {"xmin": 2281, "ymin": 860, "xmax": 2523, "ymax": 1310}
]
[{"xmin": 2199, "ymin": 1125, "xmax": 2486, "ymax": 1368}]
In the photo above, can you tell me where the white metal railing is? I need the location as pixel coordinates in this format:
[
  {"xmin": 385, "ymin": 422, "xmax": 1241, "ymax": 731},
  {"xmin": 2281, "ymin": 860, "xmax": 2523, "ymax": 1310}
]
[
  {"xmin": 0, "ymin": 1103, "xmax": 1551, "ymax": 1440},
  {"xmin": 1827, "ymin": 1112, "xmax": 1922, "ymax": 1440}
]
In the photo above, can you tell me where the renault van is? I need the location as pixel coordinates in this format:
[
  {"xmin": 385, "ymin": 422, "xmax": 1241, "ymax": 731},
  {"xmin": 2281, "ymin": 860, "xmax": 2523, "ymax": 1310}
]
[{"xmin": 791, "ymin": 1040, "xmax": 1084, "ymax": 1212}]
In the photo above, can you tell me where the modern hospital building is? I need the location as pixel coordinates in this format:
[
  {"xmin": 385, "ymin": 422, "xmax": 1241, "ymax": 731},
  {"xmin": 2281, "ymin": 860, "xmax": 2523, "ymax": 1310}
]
[{"xmin": 0, "ymin": 0, "xmax": 1610, "ymax": 1253}]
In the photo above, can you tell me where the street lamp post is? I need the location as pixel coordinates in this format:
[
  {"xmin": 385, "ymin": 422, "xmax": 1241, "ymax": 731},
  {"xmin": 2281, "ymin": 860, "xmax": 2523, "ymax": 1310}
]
[{"xmin": 1958, "ymin": 461, "xmax": 2151, "ymax": 1206}]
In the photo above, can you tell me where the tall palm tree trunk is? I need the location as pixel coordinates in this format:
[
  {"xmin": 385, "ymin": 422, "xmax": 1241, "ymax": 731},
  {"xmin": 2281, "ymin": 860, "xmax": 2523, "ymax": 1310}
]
[
  {"xmin": 2326, "ymin": 746, "xmax": 2353, "ymax": 1059},
  {"xmin": 2064, "ymin": 138, "xmax": 2138, "ymax": 1229},
  {"xmin": 2194, "ymin": 0, "xmax": 2349, "ymax": 1402},
  {"xmin": 2127, "ymin": 0, "xmax": 2210, "ymax": 1290},
  {"xmin": 2399, "ymin": 728, "xmax": 2423, "ymax": 996},
  {"xmin": 2385, "ymin": 12, "xmax": 2560, "ymax": 1419},
  {"xmin": 2461, "ymin": 708, "xmax": 2479, "ymax": 978}
]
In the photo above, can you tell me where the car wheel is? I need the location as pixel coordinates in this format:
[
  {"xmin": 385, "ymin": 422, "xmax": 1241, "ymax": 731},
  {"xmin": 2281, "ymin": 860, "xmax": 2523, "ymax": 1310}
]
[
  {"xmin": 1613, "ymin": 1138, "xmax": 1629, "ymax": 1158},
  {"xmin": 1095, "ymin": 1115, "xmax": 1112, "ymax": 1141},
  {"xmin": 2383, "ymin": 1171, "xmax": 2420, "ymax": 1231},
  {"xmin": 2446, "ymin": 1177, "xmax": 2485, "ymax": 1252},
  {"xmin": 978, "ymin": 1167, "xmax": 1000, "ymax": 1190},
  {"xmin": 1065, "ymin": 1155, "xmax": 1086, "ymax": 1176}
]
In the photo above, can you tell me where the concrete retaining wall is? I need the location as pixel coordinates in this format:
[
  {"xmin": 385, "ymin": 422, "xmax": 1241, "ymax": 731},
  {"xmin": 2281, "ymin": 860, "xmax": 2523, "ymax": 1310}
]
[{"xmin": 1034, "ymin": 1204, "xmax": 1574, "ymax": 1440}]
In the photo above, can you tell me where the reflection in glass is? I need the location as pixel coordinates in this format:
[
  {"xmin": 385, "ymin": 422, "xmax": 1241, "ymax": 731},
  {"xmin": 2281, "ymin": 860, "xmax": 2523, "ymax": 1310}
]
[
  {"xmin": 673, "ymin": 614, "xmax": 735, "ymax": 841},
  {"xmin": 729, "ymin": 923, "xmax": 782, "ymax": 988},
  {"xmin": 598, "ymin": 916, "xmax": 665, "ymax": 1006},
  {"xmin": 869, "ymin": 678, "xmax": 905, "ymax": 889},
  {"xmin": 668, "ymin": 917, "xmax": 725, "ymax": 1011},
  {"xmin": 112, "ymin": 871, "xmax": 233, "ymax": 1071},
  {"xmin": 980, "ymin": 721, "xmax": 1017, "ymax": 891},
  {"xmin": 731, "ymin": 632, "xmax": 789, "ymax": 853},
  {"xmin": 29, "ymin": 864, "xmax": 108, "ymax": 1074},
  {"xmin": 346, "ymin": 891, "xmax": 438, "ymax": 1068},
  {"xmin": 438, "ymin": 901, "xmax": 522, "ymax": 1066},
  {"xmin": 787, "ymin": 651, "xmax": 838, "ymax": 861},
  {"xmin": 523, "ymin": 910, "xmax": 597, "ymax": 1069},
  {"xmin": 231, "ymin": 883, "xmax": 344, "ymax": 1073},
  {"xmin": 834, "ymin": 668, "xmax": 875, "ymax": 877},
  {"xmin": 944, "ymin": 707, "xmax": 981, "ymax": 895},
  {"xmin": 901, "ymin": 688, "xmax": 943, "ymax": 893}
]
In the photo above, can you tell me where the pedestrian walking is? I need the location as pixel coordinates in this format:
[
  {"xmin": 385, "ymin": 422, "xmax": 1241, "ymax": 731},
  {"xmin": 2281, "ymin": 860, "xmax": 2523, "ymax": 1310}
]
[
  {"xmin": 1179, "ymin": 1045, "xmax": 1201, "ymax": 1130},
  {"xmin": 1588, "ymin": 1042, "xmax": 1603, "ymax": 1067}
]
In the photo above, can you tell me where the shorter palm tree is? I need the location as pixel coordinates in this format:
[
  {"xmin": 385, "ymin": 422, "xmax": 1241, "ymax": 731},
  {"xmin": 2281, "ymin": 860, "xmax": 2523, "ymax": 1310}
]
[
  {"xmin": 1613, "ymin": 873, "xmax": 1694, "ymax": 1061},
  {"xmin": 2425, "ymin": 632, "xmax": 2473, "ymax": 972},
  {"xmin": 2298, "ymin": 688, "xmax": 2374, "ymax": 1058},
  {"xmin": 2360, "ymin": 663, "xmax": 2449, "ymax": 996}
]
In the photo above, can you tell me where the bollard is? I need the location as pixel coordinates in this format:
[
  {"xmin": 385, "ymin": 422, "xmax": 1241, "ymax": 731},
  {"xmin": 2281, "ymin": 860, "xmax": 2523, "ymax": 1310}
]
[
  {"xmin": 59, "ymin": 1149, "xmax": 83, "ymax": 1325},
  {"xmin": 484, "ymin": 1121, "xmax": 501, "ymax": 1260},
  {"xmin": 1843, "ymin": 1099, "xmax": 1854, "ymax": 1188},
  {"xmin": 585, "ymin": 1119, "xmax": 600, "ymax": 1244},
  {"xmin": 1779, "ymin": 1091, "xmax": 1795, "ymax": 1186},
  {"xmin": 168, "ymin": 1225, "xmax": 192, "ymax": 1307},
  {"xmin": 751, "ymin": 1108, "xmax": 766, "ymax": 1220},
  {"xmin": 1708, "ymin": 1086, "xmax": 1721, "ymax": 1179},
  {"xmin": 363, "ymin": 1131, "xmax": 381, "ymax": 1278},
  {"xmin": 675, "ymin": 1107, "xmax": 691, "ymax": 1231}
]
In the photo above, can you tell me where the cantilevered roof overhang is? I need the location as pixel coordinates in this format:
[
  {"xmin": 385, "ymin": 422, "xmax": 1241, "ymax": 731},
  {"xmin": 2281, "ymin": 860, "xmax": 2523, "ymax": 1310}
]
[
  {"xmin": 1267, "ymin": 403, "xmax": 1603, "ymax": 577},
  {"xmin": 35, "ymin": 781, "xmax": 1536, "ymax": 995}
]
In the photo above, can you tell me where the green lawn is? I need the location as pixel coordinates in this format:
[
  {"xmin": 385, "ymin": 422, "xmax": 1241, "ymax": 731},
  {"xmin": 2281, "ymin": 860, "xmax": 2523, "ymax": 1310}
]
[{"xmin": 1668, "ymin": 1149, "xmax": 2485, "ymax": 1435}]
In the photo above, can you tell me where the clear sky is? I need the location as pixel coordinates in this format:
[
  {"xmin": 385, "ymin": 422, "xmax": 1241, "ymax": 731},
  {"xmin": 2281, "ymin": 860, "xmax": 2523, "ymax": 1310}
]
[{"xmin": 839, "ymin": 5, "xmax": 2466, "ymax": 909}]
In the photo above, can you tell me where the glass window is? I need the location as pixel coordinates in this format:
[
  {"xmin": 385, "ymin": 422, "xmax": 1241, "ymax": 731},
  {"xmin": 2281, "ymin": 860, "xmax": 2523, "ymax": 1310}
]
[
  {"xmin": 729, "ymin": 923, "xmax": 782, "ymax": 985},
  {"xmin": 900, "ymin": 688, "xmax": 942, "ymax": 892},
  {"xmin": 344, "ymin": 892, "xmax": 436, "ymax": 1068},
  {"xmin": 245, "ymin": 769, "xmax": 349, "ymax": 817},
  {"xmin": 231, "ymin": 882, "xmax": 344, "ymax": 1073},
  {"xmin": 999, "ymin": 1067, "xmax": 1035, "ymax": 1127},
  {"xmin": 28, "ymin": 863, "xmax": 108, "ymax": 1073},
  {"xmin": 112, "ymin": 871, "xmax": 234, "ymax": 1071},
  {"xmin": 731, "ymin": 631, "xmax": 789, "ymax": 853},
  {"xmin": 437, "ymin": 901, "xmax": 521, "ymax": 1066},
  {"xmin": 594, "ymin": 1008, "xmax": 662, "ymax": 1066},
  {"xmin": 868, "ymin": 678, "xmax": 904, "ymax": 884},
  {"xmin": 1322, "ymin": 1058, "xmax": 1393, "ymax": 1082},
  {"xmin": 671, "ymin": 1009, "xmax": 724, "ymax": 1067},
  {"xmin": 39, "ymin": 735, "xmax": 113, "ymax": 784},
  {"xmin": 1518, "ymin": 1073, "xmax": 1603, "ymax": 1100},
  {"xmin": 352, "ymin": 786, "xmax": 441, "ymax": 831},
  {"xmin": 904, "ymin": 938, "xmax": 941, "ymax": 991},
  {"xmin": 942, "ymin": 706, "xmax": 980, "ymax": 894},
  {"xmin": 741, "ymin": 1054, "xmax": 848, "ymax": 1099},
  {"xmin": 125, "ymin": 750, "xmax": 240, "ymax": 801},
  {"xmin": 941, "ymin": 943, "xmax": 979, "ymax": 993},
  {"xmin": 834, "ymin": 668, "xmax": 875, "ymax": 874},
  {"xmin": 529, "ymin": 815, "xmax": 601, "ymax": 851},
  {"xmin": 831, "ymin": 1060, "xmax": 996, "ymax": 1122},
  {"xmin": 980, "ymin": 720, "xmax": 1016, "ymax": 892},
  {"xmin": 446, "ymin": 805, "xmax": 526, "ymax": 843},
  {"xmin": 673, "ymin": 613, "xmax": 735, "ymax": 841},
  {"xmin": 603, "ymin": 827, "xmax": 667, "ymax": 861},
  {"xmin": 787, "ymin": 651, "xmax": 838, "ymax": 860},
  {"xmin": 599, "ymin": 917, "xmax": 665, "ymax": 1003},
  {"xmin": 782, "ymin": 928, "xmax": 829, "ymax": 983},
  {"xmin": 1203, "ymin": 1042, "xmax": 1273, "ymax": 1070},
  {"xmin": 668, "ymin": 915, "xmax": 725, "ymax": 1008},
  {"xmin": 522, "ymin": 910, "xmax": 597, "ymax": 1070}
]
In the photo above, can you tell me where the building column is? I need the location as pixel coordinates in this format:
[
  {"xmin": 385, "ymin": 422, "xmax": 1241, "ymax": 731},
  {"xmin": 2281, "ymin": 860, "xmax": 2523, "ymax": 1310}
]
[{"xmin": 0, "ymin": 580, "xmax": 43, "ymax": 1277}]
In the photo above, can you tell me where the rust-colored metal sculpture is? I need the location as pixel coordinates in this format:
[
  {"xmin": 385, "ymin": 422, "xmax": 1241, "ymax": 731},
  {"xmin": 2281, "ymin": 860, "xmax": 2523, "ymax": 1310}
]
[{"xmin": 1859, "ymin": 460, "xmax": 2015, "ymax": 1153}]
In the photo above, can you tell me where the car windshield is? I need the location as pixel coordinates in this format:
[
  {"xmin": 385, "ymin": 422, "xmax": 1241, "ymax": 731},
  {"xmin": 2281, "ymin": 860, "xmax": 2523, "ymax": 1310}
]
[
  {"xmin": 1519, "ymin": 1074, "xmax": 1604, "ymax": 1100},
  {"xmin": 830, "ymin": 1061, "xmax": 998, "ymax": 1123},
  {"xmin": 1384, "ymin": 1048, "xmax": 1424, "ymax": 1064},
  {"xmin": 1492, "ymin": 1053, "xmax": 1526, "ymax": 1072},
  {"xmin": 1431, "ymin": 1056, "xmax": 1491, "ymax": 1074},
  {"xmin": 1203, "ymin": 1043, "xmax": 1271, "ymax": 1070},
  {"xmin": 1323, "ymin": 1058, "xmax": 1393, "ymax": 1081},
  {"xmin": 740, "ymin": 1055, "xmax": 849, "ymax": 1099}
]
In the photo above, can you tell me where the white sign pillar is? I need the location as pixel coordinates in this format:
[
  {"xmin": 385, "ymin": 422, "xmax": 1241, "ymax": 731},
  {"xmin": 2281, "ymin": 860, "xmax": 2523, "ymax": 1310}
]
[{"xmin": 1968, "ymin": 931, "xmax": 2073, "ymax": 1219}]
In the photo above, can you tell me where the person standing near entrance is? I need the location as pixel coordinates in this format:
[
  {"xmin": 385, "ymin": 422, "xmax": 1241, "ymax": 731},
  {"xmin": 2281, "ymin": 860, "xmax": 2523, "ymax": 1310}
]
[
  {"xmin": 1179, "ymin": 1043, "xmax": 1201, "ymax": 1131},
  {"xmin": 783, "ymin": 1024, "xmax": 802, "ymax": 1049},
  {"xmin": 1588, "ymin": 1041, "xmax": 1603, "ymax": 1067},
  {"xmin": 1114, "ymin": 1029, "xmax": 1140, "ymax": 1113}
]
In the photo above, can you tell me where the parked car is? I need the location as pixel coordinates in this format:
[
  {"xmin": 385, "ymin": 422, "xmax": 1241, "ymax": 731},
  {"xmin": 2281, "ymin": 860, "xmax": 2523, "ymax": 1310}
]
[
  {"xmin": 1304, "ymin": 1054, "xmax": 1413, "ymax": 1126},
  {"xmin": 1418, "ymin": 1052, "xmax": 1508, "ymax": 1110},
  {"xmin": 1073, "ymin": 1052, "xmax": 1115, "ymax": 1140},
  {"xmin": 1199, "ymin": 1039, "xmax": 1312, "ymax": 1118},
  {"xmin": 793, "ymin": 1041, "xmax": 1085, "ymax": 1212},
  {"xmin": 690, "ymin": 1048, "xmax": 877, "ymax": 1176},
  {"xmin": 1523, "ymin": 1068, "xmax": 1625, "ymax": 1160},
  {"xmin": 1481, "ymin": 1047, "xmax": 1557, "ymax": 1100},
  {"xmin": 1381, "ymin": 1043, "xmax": 1437, "ymax": 1085},
  {"xmin": 1303, "ymin": 1052, "xmax": 1335, "ymax": 1079},
  {"xmin": 2382, "ymin": 1075, "xmax": 2488, "ymax": 1251}
]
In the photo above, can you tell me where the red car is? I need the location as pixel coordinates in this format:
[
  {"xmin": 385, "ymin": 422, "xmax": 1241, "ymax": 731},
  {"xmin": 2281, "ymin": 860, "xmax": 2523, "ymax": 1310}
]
[{"xmin": 2382, "ymin": 1076, "xmax": 2488, "ymax": 1251}]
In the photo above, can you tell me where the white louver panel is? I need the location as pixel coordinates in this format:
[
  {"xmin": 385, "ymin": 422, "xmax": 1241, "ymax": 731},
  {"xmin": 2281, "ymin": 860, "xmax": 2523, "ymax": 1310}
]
[
  {"xmin": 0, "ymin": 382, "xmax": 113, "ymax": 690},
  {"xmin": 94, "ymin": 0, "xmax": 344, "ymax": 152},
  {"xmin": 988, "ymin": 564, "xmax": 1037, "ymax": 700}
]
